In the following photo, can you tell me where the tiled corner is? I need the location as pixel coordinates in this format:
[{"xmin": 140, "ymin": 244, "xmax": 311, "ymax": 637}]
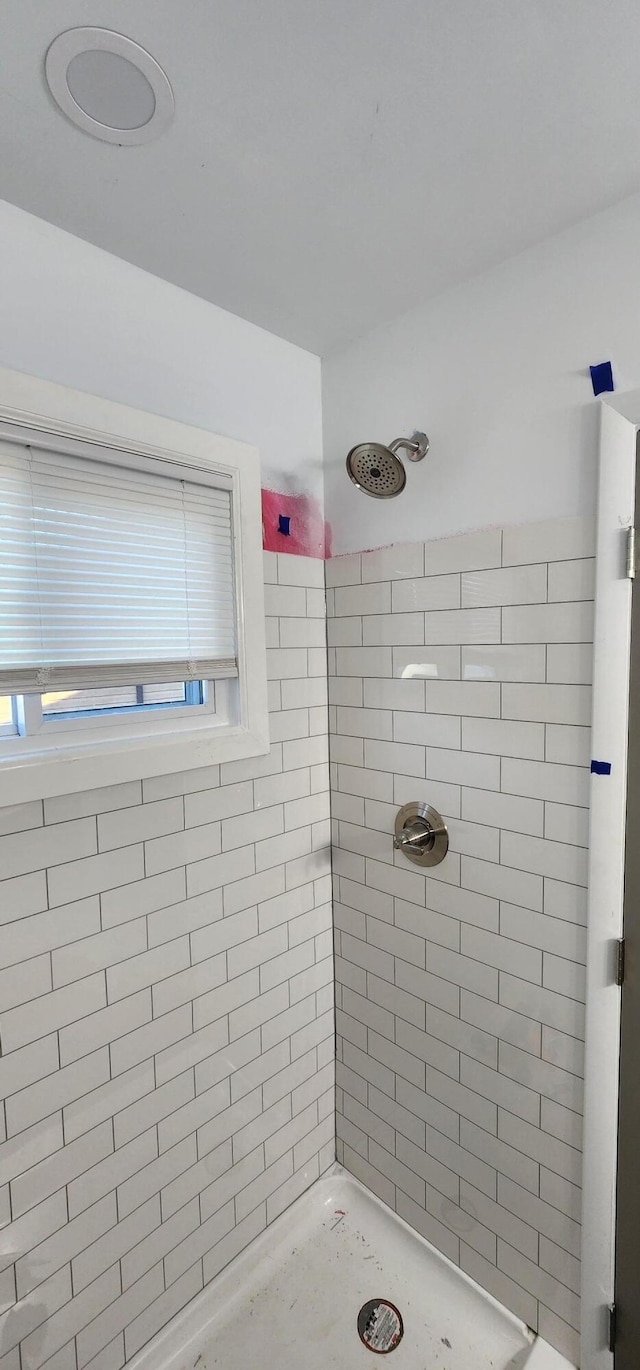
[{"xmin": 0, "ymin": 515, "xmax": 595, "ymax": 1370}]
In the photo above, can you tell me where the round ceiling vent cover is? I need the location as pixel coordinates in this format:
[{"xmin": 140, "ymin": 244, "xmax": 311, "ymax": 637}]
[{"xmin": 45, "ymin": 28, "xmax": 174, "ymax": 144}]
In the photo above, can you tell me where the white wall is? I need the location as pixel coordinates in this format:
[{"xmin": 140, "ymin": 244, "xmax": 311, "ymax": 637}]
[
  {"xmin": 0, "ymin": 202, "xmax": 331, "ymax": 1370},
  {"xmin": 0, "ymin": 200, "xmax": 330, "ymax": 1370},
  {"xmin": 0, "ymin": 199, "xmax": 323, "ymax": 502},
  {"xmin": 323, "ymin": 192, "xmax": 640, "ymax": 555},
  {"xmin": 0, "ymin": 550, "xmax": 334, "ymax": 1370},
  {"xmin": 327, "ymin": 517, "xmax": 593, "ymax": 1367}
]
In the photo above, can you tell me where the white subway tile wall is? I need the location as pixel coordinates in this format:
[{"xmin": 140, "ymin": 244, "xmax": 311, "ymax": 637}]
[
  {"xmin": 0, "ymin": 551, "xmax": 334, "ymax": 1370},
  {"xmin": 328, "ymin": 515, "xmax": 593, "ymax": 1368}
]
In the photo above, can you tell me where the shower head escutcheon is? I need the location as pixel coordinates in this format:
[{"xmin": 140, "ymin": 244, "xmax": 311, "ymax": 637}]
[{"xmin": 346, "ymin": 431, "xmax": 429, "ymax": 499}]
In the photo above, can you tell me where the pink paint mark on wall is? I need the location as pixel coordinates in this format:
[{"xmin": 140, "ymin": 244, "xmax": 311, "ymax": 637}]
[{"xmin": 261, "ymin": 488, "xmax": 331, "ymax": 559}]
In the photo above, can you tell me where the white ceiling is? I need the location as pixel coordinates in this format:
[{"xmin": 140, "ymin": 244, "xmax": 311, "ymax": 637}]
[{"xmin": 2, "ymin": 0, "xmax": 640, "ymax": 355}]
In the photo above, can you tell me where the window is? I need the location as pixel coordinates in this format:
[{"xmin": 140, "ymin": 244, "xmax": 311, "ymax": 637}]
[
  {"xmin": 0, "ymin": 679, "xmax": 215, "ymax": 737},
  {"xmin": 0, "ymin": 366, "xmax": 268, "ymax": 805}
]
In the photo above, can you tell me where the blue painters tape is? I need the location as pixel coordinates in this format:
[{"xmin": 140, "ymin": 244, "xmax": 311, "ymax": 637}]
[
  {"xmin": 591, "ymin": 759, "xmax": 612, "ymax": 775},
  {"xmin": 278, "ymin": 514, "xmax": 291, "ymax": 535},
  {"xmin": 590, "ymin": 361, "xmax": 614, "ymax": 396}
]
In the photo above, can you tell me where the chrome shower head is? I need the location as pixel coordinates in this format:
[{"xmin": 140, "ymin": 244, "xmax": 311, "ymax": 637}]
[
  {"xmin": 346, "ymin": 441, "xmax": 406, "ymax": 498},
  {"xmin": 346, "ymin": 431, "xmax": 429, "ymax": 498}
]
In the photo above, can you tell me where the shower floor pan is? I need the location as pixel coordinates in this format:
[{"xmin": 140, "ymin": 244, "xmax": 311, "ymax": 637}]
[{"xmin": 130, "ymin": 1166, "xmax": 575, "ymax": 1370}]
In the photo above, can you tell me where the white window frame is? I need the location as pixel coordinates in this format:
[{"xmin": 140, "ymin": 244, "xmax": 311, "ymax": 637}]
[{"xmin": 0, "ymin": 366, "xmax": 269, "ymax": 806}]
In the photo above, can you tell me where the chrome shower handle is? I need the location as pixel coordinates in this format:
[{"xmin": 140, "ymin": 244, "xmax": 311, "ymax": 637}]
[
  {"xmin": 393, "ymin": 818, "xmax": 444, "ymax": 852},
  {"xmin": 393, "ymin": 802, "xmax": 449, "ymax": 868}
]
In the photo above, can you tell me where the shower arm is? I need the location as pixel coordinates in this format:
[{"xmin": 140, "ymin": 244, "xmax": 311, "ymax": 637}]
[{"xmin": 388, "ymin": 431, "xmax": 429, "ymax": 463}]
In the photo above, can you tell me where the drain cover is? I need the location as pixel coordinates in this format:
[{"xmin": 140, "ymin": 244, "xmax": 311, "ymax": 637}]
[{"xmin": 357, "ymin": 1299, "xmax": 404, "ymax": 1354}]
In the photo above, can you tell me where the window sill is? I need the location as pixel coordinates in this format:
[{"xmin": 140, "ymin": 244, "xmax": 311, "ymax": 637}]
[{"xmin": 0, "ymin": 721, "xmax": 270, "ymax": 807}]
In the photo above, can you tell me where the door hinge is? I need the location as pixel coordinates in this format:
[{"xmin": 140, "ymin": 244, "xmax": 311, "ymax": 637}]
[
  {"xmin": 608, "ymin": 1302, "xmax": 617, "ymax": 1352},
  {"xmin": 627, "ymin": 525, "xmax": 637, "ymax": 579},
  {"xmin": 616, "ymin": 938, "xmax": 626, "ymax": 986}
]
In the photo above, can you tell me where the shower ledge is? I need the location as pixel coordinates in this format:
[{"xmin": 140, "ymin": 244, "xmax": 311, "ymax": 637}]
[{"xmin": 128, "ymin": 1164, "xmax": 576, "ymax": 1370}]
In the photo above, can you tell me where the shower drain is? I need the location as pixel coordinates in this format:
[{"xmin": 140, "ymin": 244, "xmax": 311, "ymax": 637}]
[{"xmin": 357, "ymin": 1299, "xmax": 404, "ymax": 1354}]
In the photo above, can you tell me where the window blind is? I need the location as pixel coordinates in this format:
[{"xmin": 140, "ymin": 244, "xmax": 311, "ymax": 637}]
[{"xmin": 0, "ymin": 436, "xmax": 237, "ymax": 694}]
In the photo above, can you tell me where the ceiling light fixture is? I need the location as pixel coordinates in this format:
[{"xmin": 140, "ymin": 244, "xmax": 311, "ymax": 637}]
[{"xmin": 45, "ymin": 27, "xmax": 174, "ymax": 145}]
